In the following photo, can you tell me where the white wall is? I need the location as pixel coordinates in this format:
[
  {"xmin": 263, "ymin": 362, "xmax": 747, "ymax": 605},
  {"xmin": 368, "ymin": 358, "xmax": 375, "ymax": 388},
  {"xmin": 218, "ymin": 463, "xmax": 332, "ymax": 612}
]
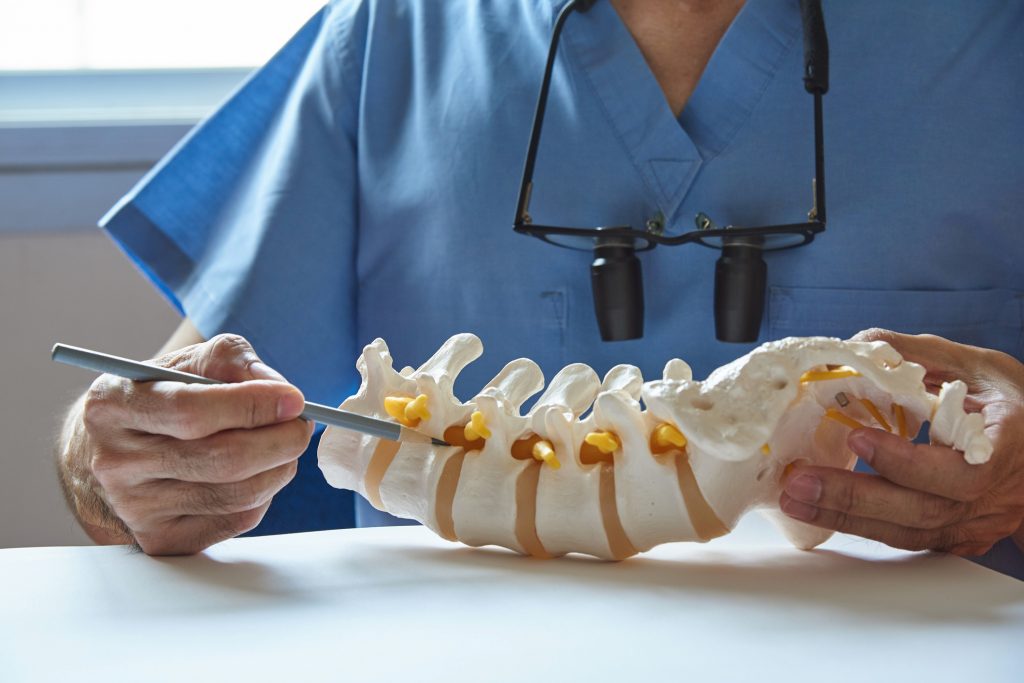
[
  {"xmin": 0, "ymin": 123, "xmax": 187, "ymax": 548},
  {"xmin": 0, "ymin": 231, "xmax": 180, "ymax": 548}
]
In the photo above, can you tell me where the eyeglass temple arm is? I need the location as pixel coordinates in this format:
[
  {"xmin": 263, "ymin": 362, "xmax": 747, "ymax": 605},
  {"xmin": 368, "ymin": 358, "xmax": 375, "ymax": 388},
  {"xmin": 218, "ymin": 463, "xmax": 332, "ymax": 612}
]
[
  {"xmin": 514, "ymin": 0, "xmax": 595, "ymax": 227},
  {"xmin": 802, "ymin": 0, "xmax": 829, "ymax": 225},
  {"xmin": 516, "ymin": 0, "xmax": 829, "ymax": 229}
]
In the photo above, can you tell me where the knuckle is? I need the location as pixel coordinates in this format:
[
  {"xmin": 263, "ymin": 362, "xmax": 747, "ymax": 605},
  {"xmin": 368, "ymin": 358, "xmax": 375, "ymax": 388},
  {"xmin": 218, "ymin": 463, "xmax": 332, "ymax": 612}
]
[
  {"xmin": 89, "ymin": 448, "xmax": 131, "ymax": 485},
  {"xmin": 224, "ymin": 506, "xmax": 267, "ymax": 537},
  {"xmin": 158, "ymin": 441, "xmax": 200, "ymax": 481},
  {"xmin": 895, "ymin": 529, "xmax": 931, "ymax": 552},
  {"xmin": 829, "ymin": 509, "xmax": 853, "ymax": 533},
  {"xmin": 153, "ymin": 345, "xmax": 198, "ymax": 372},
  {"xmin": 247, "ymin": 391, "xmax": 264, "ymax": 428},
  {"xmin": 182, "ymin": 483, "xmax": 218, "ymax": 513},
  {"xmin": 919, "ymin": 498, "xmax": 960, "ymax": 529},
  {"xmin": 851, "ymin": 327, "xmax": 894, "ymax": 344},
  {"xmin": 284, "ymin": 459, "xmax": 299, "ymax": 481},
  {"xmin": 108, "ymin": 495, "xmax": 144, "ymax": 528},
  {"xmin": 215, "ymin": 479, "xmax": 268, "ymax": 515},
  {"xmin": 202, "ymin": 433, "xmax": 247, "ymax": 481},
  {"xmin": 164, "ymin": 387, "xmax": 212, "ymax": 439},
  {"xmin": 270, "ymin": 458, "xmax": 299, "ymax": 491},
  {"xmin": 136, "ymin": 534, "xmax": 174, "ymax": 556},
  {"xmin": 140, "ymin": 530, "xmax": 205, "ymax": 557},
  {"xmin": 81, "ymin": 377, "xmax": 127, "ymax": 432},
  {"xmin": 281, "ymin": 420, "xmax": 313, "ymax": 457},
  {"xmin": 197, "ymin": 334, "xmax": 258, "ymax": 382},
  {"xmin": 188, "ymin": 483, "xmax": 244, "ymax": 515},
  {"xmin": 240, "ymin": 384, "xmax": 283, "ymax": 428},
  {"xmin": 89, "ymin": 448, "xmax": 118, "ymax": 476},
  {"xmin": 961, "ymin": 478, "xmax": 992, "ymax": 503},
  {"xmin": 198, "ymin": 479, "xmax": 272, "ymax": 516},
  {"xmin": 937, "ymin": 526, "xmax": 967, "ymax": 551},
  {"xmin": 230, "ymin": 507, "xmax": 266, "ymax": 532},
  {"xmin": 231, "ymin": 480, "xmax": 267, "ymax": 513},
  {"xmin": 207, "ymin": 334, "xmax": 257, "ymax": 374},
  {"xmin": 209, "ymin": 333, "xmax": 250, "ymax": 360},
  {"xmin": 838, "ymin": 481, "xmax": 860, "ymax": 514}
]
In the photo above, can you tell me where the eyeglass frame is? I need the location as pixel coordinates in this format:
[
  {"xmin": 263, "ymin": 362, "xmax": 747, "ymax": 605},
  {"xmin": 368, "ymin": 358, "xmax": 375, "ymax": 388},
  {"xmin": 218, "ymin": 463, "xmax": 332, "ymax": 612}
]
[{"xmin": 512, "ymin": 0, "xmax": 829, "ymax": 254}]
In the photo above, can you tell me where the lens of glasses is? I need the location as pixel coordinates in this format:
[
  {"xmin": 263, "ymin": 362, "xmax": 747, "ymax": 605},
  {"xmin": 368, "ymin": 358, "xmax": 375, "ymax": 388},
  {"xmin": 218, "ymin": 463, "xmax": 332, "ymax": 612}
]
[
  {"xmin": 591, "ymin": 235, "xmax": 644, "ymax": 341},
  {"xmin": 714, "ymin": 236, "xmax": 766, "ymax": 343}
]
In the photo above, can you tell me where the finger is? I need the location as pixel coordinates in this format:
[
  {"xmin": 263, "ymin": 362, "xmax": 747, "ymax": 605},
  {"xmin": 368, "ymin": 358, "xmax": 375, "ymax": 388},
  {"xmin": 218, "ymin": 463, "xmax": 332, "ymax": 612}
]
[
  {"xmin": 136, "ymin": 501, "xmax": 273, "ymax": 556},
  {"xmin": 850, "ymin": 329, "xmax": 971, "ymax": 385},
  {"xmin": 113, "ymin": 378, "xmax": 306, "ymax": 439},
  {"xmin": 945, "ymin": 512, "xmax": 1024, "ymax": 556},
  {"xmin": 780, "ymin": 493, "xmax": 1017, "ymax": 554},
  {"xmin": 847, "ymin": 428, "xmax": 992, "ymax": 502},
  {"xmin": 778, "ymin": 493, "xmax": 960, "ymax": 551},
  {"xmin": 157, "ymin": 333, "xmax": 286, "ymax": 384},
  {"xmin": 782, "ymin": 466, "xmax": 964, "ymax": 530},
  {"xmin": 148, "ymin": 418, "xmax": 313, "ymax": 483},
  {"xmin": 132, "ymin": 460, "xmax": 298, "ymax": 519}
]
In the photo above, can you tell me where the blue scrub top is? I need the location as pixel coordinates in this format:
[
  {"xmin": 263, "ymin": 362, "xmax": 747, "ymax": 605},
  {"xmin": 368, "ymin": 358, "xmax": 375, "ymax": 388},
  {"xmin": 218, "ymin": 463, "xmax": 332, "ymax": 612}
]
[{"xmin": 102, "ymin": 0, "xmax": 1024, "ymax": 573}]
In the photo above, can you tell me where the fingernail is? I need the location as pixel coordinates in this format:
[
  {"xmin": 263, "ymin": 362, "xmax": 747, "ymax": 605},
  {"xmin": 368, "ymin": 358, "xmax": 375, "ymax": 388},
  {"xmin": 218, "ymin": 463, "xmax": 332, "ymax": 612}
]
[
  {"xmin": 251, "ymin": 361, "xmax": 286, "ymax": 382},
  {"xmin": 848, "ymin": 430, "xmax": 876, "ymax": 463},
  {"xmin": 277, "ymin": 392, "xmax": 305, "ymax": 420},
  {"xmin": 780, "ymin": 458, "xmax": 810, "ymax": 483},
  {"xmin": 781, "ymin": 497, "xmax": 818, "ymax": 522},
  {"xmin": 785, "ymin": 474, "xmax": 822, "ymax": 504}
]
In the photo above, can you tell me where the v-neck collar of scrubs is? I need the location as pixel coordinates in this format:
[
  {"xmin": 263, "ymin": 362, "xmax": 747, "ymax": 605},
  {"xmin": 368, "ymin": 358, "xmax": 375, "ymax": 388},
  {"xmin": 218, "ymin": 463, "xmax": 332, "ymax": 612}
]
[{"xmin": 560, "ymin": 0, "xmax": 802, "ymax": 225}]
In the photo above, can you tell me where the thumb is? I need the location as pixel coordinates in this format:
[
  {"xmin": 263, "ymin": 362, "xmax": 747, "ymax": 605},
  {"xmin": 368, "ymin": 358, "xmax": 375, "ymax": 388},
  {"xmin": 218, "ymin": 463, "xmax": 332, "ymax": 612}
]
[{"xmin": 187, "ymin": 334, "xmax": 287, "ymax": 384}]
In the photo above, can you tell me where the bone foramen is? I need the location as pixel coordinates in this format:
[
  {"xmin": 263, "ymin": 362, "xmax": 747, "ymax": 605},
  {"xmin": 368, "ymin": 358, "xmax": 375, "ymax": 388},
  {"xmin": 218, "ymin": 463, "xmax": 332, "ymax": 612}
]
[{"xmin": 318, "ymin": 334, "xmax": 992, "ymax": 560}]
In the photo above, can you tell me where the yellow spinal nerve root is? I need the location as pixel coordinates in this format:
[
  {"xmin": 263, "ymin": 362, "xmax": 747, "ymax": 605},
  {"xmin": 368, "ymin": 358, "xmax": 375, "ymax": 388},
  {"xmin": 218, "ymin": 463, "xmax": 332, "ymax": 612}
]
[
  {"xmin": 650, "ymin": 423, "xmax": 687, "ymax": 455},
  {"xmin": 893, "ymin": 403, "xmax": 908, "ymax": 438},
  {"xmin": 800, "ymin": 366, "xmax": 862, "ymax": 383},
  {"xmin": 585, "ymin": 431, "xmax": 620, "ymax": 453},
  {"xmin": 463, "ymin": 410, "xmax": 491, "ymax": 442},
  {"xmin": 384, "ymin": 394, "xmax": 431, "ymax": 428},
  {"xmin": 824, "ymin": 408, "xmax": 866, "ymax": 431},
  {"xmin": 858, "ymin": 398, "xmax": 892, "ymax": 432},
  {"xmin": 580, "ymin": 430, "xmax": 621, "ymax": 465},
  {"xmin": 532, "ymin": 440, "xmax": 561, "ymax": 469}
]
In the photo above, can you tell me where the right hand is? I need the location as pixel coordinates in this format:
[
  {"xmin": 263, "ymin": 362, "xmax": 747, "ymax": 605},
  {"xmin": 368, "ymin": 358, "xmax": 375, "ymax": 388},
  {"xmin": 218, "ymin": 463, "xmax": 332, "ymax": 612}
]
[{"xmin": 74, "ymin": 334, "xmax": 312, "ymax": 555}]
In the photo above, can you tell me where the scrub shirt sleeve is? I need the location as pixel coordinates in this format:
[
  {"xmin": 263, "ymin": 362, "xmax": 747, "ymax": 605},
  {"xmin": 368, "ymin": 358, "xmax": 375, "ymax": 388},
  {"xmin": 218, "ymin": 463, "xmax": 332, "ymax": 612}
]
[{"xmin": 101, "ymin": 1, "xmax": 367, "ymax": 407}]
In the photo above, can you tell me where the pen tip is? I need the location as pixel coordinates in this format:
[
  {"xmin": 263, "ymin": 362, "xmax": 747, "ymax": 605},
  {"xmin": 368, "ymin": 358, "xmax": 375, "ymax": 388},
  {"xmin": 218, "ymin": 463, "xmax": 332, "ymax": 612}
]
[{"xmin": 398, "ymin": 427, "xmax": 450, "ymax": 447}]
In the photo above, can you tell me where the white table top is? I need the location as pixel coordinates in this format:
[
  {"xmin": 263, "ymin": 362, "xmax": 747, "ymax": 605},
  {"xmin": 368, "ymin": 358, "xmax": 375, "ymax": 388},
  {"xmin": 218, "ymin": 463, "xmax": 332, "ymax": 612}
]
[{"xmin": 2, "ymin": 514, "xmax": 1021, "ymax": 682}]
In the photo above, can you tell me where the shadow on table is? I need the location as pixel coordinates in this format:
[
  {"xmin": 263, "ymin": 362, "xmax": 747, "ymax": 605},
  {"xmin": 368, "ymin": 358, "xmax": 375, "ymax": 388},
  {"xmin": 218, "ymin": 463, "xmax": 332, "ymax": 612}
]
[
  {"xmin": 142, "ymin": 534, "xmax": 1022, "ymax": 624},
  {"xmin": 385, "ymin": 542, "xmax": 1023, "ymax": 626}
]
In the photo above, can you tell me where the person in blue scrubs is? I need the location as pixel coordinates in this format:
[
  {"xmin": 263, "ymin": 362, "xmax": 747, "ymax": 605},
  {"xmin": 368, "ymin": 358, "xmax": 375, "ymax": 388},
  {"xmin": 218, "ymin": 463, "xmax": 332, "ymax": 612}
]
[{"xmin": 57, "ymin": 1, "xmax": 1023, "ymax": 575}]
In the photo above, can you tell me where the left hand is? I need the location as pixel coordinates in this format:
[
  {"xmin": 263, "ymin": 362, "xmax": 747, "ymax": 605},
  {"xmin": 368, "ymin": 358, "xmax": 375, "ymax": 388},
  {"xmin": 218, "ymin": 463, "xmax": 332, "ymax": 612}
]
[{"xmin": 779, "ymin": 329, "xmax": 1024, "ymax": 556}]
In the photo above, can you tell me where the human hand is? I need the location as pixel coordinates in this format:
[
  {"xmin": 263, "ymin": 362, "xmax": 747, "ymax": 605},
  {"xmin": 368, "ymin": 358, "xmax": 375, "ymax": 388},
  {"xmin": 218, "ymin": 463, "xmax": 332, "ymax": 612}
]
[
  {"xmin": 68, "ymin": 334, "xmax": 312, "ymax": 555},
  {"xmin": 779, "ymin": 329, "xmax": 1024, "ymax": 556}
]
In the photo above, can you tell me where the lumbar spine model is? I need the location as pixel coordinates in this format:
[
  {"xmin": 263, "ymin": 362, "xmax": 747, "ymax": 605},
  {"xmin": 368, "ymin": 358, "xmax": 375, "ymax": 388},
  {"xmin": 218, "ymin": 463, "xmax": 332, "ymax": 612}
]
[{"xmin": 318, "ymin": 334, "xmax": 992, "ymax": 560}]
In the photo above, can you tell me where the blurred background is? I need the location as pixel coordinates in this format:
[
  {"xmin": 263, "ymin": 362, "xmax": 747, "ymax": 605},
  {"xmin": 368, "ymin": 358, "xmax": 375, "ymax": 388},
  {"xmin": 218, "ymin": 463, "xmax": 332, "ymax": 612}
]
[{"xmin": 0, "ymin": 0, "xmax": 323, "ymax": 548}]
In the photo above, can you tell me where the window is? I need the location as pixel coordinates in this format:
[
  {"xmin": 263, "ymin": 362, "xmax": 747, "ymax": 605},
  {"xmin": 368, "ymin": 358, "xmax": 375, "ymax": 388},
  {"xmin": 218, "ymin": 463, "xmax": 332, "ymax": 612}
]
[
  {"xmin": 0, "ymin": 0, "xmax": 325, "ymax": 71},
  {"xmin": 0, "ymin": 1, "xmax": 325, "ymax": 233},
  {"xmin": 0, "ymin": 0, "xmax": 325, "ymax": 123}
]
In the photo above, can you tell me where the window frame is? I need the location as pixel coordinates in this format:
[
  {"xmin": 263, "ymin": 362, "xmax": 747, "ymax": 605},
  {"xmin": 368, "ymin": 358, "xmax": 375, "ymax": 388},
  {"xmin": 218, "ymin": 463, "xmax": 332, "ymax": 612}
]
[{"xmin": 0, "ymin": 68, "xmax": 250, "ymax": 234}]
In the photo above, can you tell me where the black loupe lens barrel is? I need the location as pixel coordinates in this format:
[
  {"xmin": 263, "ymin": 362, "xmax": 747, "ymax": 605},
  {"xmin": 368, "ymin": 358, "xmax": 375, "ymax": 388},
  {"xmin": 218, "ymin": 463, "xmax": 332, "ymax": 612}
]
[
  {"xmin": 714, "ymin": 239, "xmax": 766, "ymax": 343},
  {"xmin": 591, "ymin": 240, "xmax": 644, "ymax": 341}
]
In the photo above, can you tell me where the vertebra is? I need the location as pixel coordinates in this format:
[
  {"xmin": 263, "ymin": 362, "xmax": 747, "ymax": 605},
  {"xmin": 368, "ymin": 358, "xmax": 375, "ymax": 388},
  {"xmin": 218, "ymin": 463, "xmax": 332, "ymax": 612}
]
[{"xmin": 318, "ymin": 334, "xmax": 991, "ymax": 560}]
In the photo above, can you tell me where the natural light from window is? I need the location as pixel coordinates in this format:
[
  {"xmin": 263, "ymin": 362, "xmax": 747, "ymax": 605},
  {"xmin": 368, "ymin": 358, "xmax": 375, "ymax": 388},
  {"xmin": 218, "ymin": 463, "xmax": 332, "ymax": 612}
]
[{"xmin": 0, "ymin": 0, "xmax": 325, "ymax": 71}]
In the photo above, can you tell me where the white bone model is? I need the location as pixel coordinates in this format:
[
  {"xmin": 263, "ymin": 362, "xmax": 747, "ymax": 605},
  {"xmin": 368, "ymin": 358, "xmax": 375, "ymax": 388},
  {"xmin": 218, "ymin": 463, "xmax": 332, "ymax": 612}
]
[{"xmin": 318, "ymin": 334, "xmax": 992, "ymax": 560}]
